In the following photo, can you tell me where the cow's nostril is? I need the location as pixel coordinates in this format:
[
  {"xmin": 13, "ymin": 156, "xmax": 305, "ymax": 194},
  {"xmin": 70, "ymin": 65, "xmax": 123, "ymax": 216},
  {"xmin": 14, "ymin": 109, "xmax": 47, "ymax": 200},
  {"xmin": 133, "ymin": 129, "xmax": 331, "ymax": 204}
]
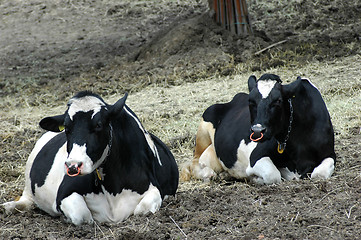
[
  {"xmin": 250, "ymin": 124, "xmax": 266, "ymax": 142},
  {"xmin": 65, "ymin": 162, "xmax": 82, "ymax": 177}
]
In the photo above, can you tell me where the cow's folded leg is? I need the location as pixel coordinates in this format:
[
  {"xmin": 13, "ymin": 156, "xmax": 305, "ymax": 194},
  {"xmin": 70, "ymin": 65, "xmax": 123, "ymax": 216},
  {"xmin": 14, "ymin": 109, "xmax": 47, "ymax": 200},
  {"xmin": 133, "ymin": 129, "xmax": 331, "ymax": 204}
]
[
  {"xmin": 134, "ymin": 184, "xmax": 162, "ymax": 215},
  {"xmin": 311, "ymin": 157, "xmax": 335, "ymax": 179},
  {"xmin": 195, "ymin": 144, "xmax": 223, "ymax": 180},
  {"xmin": 58, "ymin": 192, "xmax": 93, "ymax": 225},
  {"xmin": 246, "ymin": 157, "xmax": 282, "ymax": 184},
  {"xmin": 279, "ymin": 167, "xmax": 300, "ymax": 180}
]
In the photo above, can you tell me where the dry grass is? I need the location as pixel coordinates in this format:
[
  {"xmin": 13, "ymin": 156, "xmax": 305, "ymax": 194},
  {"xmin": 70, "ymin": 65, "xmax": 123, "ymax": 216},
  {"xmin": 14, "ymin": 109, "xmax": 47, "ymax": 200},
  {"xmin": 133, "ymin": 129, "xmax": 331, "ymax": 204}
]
[
  {"xmin": 122, "ymin": 54, "xmax": 361, "ymax": 165},
  {"xmin": 1, "ymin": 55, "xmax": 360, "ymax": 169}
]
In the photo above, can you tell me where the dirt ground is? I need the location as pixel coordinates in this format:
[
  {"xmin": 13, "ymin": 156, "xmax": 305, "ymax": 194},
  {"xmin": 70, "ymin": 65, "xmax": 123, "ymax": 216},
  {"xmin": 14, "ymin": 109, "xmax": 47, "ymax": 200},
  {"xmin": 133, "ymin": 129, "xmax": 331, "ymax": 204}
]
[{"xmin": 0, "ymin": 0, "xmax": 360, "ymax": 239}]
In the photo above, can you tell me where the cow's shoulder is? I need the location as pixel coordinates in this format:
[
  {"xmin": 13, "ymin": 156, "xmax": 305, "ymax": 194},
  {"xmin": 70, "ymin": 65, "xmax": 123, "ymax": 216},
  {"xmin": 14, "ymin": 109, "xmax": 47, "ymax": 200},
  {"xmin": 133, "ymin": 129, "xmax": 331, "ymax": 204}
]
[
  {"xmin": 294, "ymin": 78, "xmax": 323, "ymax": 99},
  {"xmin": 299, "ymin": 78, "xmax": 319, "ymax": 91},
  {"xmin": 209, "ymin": 93, "xmax": 251, "ymax": 168},
  {"xmin": 202, "ymin": 92, "xmax": 248, "ymax": 128},
  {"xmin": 149, "ymin": 133, "xmax": 178, "ymax": 197},
  {"xmin": 292, "ymin": 78, "xmax": 330, "ymax": 120}
]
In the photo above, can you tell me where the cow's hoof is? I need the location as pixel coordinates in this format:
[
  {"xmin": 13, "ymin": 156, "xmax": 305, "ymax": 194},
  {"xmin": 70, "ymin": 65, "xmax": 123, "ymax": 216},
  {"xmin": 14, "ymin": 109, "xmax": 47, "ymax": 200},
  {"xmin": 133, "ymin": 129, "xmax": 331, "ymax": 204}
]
[
  {"xmin": 1, "ymin": 202, "xmax": 15, "ymax": 215},
  {"xmin": 311, "ymin": 157, "xmax": 334, "ymax": 180},
  {"xmin": 134, "ymin": 185, "xmax": 162, "ymax": 215}
]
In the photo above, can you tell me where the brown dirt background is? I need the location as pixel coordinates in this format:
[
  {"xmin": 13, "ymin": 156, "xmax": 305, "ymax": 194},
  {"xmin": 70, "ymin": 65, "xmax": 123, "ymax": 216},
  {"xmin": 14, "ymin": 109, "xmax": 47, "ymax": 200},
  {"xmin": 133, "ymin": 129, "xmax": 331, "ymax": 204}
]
[{"xmin": 0, "ymin": 0, "xmax": 360, "ymax": 239}]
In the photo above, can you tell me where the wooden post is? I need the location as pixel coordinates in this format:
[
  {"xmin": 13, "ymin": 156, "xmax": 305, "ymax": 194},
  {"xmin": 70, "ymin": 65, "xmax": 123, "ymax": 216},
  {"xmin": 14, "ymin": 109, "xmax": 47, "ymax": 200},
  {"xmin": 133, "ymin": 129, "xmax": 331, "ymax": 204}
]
[{"xmin": 210, "ymin": 0, "xmax": 252, "ymax": 36}]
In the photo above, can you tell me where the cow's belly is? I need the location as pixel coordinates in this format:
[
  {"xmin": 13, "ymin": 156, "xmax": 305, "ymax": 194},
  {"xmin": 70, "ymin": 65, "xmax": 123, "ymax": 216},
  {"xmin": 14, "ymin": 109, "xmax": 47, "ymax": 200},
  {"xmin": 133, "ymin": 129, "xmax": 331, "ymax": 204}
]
[
  {"xmin": 32, "ymin": 142, "xmax": 68, "ymax": 216},
  {"xmin": 84, "ymin": 184, "xmax": 160, "ymax": 223}
]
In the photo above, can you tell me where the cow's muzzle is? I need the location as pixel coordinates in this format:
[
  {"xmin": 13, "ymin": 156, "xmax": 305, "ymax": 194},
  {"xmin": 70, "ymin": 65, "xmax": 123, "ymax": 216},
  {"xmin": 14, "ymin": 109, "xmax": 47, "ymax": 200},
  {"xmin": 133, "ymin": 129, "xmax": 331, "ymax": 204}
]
[
  {"xmin": 65, "ymin": 162, "xmax": 83, "ymax": 177},
  {"xmin": 250, "ymin": 124, "xmax": 266, "ymax": 142}
]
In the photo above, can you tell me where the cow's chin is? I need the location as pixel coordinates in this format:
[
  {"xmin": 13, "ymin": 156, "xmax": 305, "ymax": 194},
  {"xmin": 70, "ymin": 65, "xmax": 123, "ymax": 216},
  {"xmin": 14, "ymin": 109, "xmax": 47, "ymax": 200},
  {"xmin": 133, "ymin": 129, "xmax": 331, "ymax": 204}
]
[
  {"xmin": 81, "ymin": 160, "xmax": 98, "ymax": 175},
  {"xmin": 257, "ymin": 133, "xmax": 273, "ymax": 143}
]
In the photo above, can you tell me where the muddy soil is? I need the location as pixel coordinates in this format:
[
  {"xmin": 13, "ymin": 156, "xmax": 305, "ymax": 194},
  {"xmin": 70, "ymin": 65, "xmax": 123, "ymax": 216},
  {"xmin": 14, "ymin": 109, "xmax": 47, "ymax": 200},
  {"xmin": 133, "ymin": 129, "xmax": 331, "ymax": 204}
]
[{"xmin": 0, "ymin": 0, "xmax": 360, "ymax": 239}]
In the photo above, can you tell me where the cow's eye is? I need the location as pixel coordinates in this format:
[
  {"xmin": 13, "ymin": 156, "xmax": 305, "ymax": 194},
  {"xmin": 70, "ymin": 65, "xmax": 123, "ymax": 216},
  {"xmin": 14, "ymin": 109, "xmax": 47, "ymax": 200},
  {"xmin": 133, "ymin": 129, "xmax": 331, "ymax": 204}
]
[
  {"xmin": 95, "ymin": 122, "xmax": 103, "ymax": 132},
  {"xmin": 249, "ymin": 100, "xmax": 257, "ymax": 108},
  {"xmin": 272, "ymin": 99, "xmax": 282, "ymax": 108}
]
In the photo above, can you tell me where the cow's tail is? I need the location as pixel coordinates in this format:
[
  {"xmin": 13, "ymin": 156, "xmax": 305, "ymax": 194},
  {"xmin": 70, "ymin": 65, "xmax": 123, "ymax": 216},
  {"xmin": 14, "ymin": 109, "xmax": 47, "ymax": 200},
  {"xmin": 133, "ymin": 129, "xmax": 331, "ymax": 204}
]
[
  {"xmin": 2, "ymin": 192, "xmax": 34, "ymax": 214},
  {"xmin": 180, "ymin": 158, "xmax": 201, "ymax": 181},
  {"xmin": 180, "ymin": 119, "xmax": 220, "ymax": 181},
  {"xmin": 180, "ymin": 155, "xmax": 219, "ymax": 181},
  {"xmin": 179, "ymin": 160, "xmax": 194, "ymax": 181}
]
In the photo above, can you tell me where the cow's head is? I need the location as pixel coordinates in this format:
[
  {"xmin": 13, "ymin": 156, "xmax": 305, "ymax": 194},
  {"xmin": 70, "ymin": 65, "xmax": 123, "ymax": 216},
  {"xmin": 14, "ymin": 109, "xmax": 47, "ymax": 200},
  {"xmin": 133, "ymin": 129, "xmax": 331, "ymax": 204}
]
[
  {"xmin": 248, "ymin": 74, "xmax": 301, "ymax": 142},
  {"xmin": 39, "ymin": 91, "xmax": 128, "ymax": 176}
]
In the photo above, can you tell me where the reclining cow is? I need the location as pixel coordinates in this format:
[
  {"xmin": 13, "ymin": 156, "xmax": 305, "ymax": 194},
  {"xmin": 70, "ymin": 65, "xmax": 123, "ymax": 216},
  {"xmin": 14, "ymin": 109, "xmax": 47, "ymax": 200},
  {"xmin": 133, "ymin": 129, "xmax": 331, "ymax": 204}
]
[
  {"xmin": 181, "ymin": 74, "xmax": 335, "ymax": 184},
  {"xmin": 2, "ymin": 91, "xmax": 179, "ymax": 225}
]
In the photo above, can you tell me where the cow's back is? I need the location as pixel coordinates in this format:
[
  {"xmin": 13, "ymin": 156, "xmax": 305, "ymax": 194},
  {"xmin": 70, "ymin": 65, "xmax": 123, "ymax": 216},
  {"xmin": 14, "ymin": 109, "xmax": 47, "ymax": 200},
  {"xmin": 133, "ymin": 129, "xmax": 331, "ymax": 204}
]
[
  {"xmin": 300, "ymin": 79, "xmax": 334, "ymax": 129},
  {"xmin": 293, "ymin": 80, "xmax": 331, "ymax": 122},
  {"xmin": 203, "ymin": 93, "xmax": 251, "ymax": 169},
  {"xmin": 289, "ymin": 79, "xmax": 336, "ymax": 169},
  {"xmin": 151, "ymin": 134, "xmax": 178, "ymax": 197}
]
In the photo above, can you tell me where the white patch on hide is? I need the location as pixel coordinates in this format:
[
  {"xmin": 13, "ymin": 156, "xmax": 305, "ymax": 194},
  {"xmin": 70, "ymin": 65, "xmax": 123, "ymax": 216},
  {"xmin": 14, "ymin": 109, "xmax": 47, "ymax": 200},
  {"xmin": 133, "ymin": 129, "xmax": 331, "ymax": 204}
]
[
  {"xmin": 60, "ymin": 192, "xmax": 93, "ymax": 225},
  {"xmin": 246, "ymin": 157, "xmax": 281, "ymax": 184},
  {"xmin": 32, "ymin": 139, "xmax": 69, "ymax": 216},
  {"xmin": 83, "ymin": 184, "xmax": 161, "ymax": 223},
  {"xmin": 257, "ymin": 80, "xmax": 277, "ymax": 98},
  {"xmin": 225, "ymin": 140, "xmax": 258, "ymax": 179},
  {"xmin": 68, "ymin": 96, "xmax": 106, "ymax": 120},
  {"xmin": 66, "ymin": 143, "xmax": 91, "ymax": 173},
  {"xmin": 193, "ymin": 145, "xmax": 221, "ymax": 180},
  {"xmin": 134, "ymin": 184, "xmax": 162, "ymax": 215},
  {"xmin": 2, "ymin": 132, "xmax": 63, "ymax": 215}
]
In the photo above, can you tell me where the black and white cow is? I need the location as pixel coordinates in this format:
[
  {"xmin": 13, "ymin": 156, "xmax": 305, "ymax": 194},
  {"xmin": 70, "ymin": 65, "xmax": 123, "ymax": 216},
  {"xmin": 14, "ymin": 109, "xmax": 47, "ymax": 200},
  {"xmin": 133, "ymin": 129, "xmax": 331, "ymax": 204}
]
[
  {"xmin": 181, "ymin": 74, "xmax": 335, "ymax": 184},
  {"xmin": 2, "ymin": 91, "xmax": 178, "ymax": 225}
]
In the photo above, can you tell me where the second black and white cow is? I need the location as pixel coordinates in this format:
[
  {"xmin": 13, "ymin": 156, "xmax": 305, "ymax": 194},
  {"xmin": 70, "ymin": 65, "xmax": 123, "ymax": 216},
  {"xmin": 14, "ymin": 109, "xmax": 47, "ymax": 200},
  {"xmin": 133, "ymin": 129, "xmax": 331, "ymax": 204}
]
[
  {"xmin": 181, "ymin": 74, "xmax": 335, "ymax": 184},
  {"xmin": 3, "ymin": 91, "xmax": 178, "ymax": 225}
]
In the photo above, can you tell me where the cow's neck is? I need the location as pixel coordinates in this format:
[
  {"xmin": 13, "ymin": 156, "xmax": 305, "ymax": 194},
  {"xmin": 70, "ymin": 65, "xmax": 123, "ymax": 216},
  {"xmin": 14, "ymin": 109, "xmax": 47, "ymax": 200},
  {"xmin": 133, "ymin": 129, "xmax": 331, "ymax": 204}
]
[
  {"xmin": 97, "ymin": 118, "xmax": 141, "ymax": 184},
  {"xmin": 94, "ymin": 124, "xmax": 113, "ymax": 182},
  {"xmin": 96, "ymin": 112, "xmax": 156, "ymax": 195}
]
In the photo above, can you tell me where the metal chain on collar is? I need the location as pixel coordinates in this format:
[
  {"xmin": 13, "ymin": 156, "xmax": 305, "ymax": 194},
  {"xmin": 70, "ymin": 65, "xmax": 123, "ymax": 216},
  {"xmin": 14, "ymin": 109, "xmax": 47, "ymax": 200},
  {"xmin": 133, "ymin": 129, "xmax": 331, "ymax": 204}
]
[
  {"xmin": 95, "ymin": 123, "xmax": 113, "ymax": 184},
  {"xmin": 278, "ymin": 98, "xmax": 293, "ymax": 153},
  {"xmin": 107, "ymin": 123, "xmax": 113, "ymax": 157},
  {"xmin": 284, "ymin": 98, "xmax": 293, "ymax": 143}
]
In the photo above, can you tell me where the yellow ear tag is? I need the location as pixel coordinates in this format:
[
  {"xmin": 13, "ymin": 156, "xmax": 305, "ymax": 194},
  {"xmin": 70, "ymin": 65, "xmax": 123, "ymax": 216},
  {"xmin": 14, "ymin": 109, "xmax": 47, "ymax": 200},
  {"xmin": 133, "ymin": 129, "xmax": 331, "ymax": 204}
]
[
  {"xmin": 277, "ymin": 143, "xmax": 284, "ymax": 154},
  {"xmin": 96, "ymin": 169, "xmax": 102, "ymax": 181},
  {"xmin": 59, "ymin": 125, "xmax": 65, "ymax": 132}
]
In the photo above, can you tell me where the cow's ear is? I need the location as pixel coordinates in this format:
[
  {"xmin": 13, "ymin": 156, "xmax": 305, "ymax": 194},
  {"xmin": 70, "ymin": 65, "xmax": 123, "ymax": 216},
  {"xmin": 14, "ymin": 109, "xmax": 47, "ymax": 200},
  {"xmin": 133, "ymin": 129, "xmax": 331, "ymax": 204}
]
[
  {"xmin": 282, "ymin": 76, "xmax": 302, "ymax": 98},
  {"xmin": 39, "ymin": 114, "xmax": 65, "ymax": 132},
  {"xmin": 110, "ymin": 92, "xmax": 128, "ymax": 115},
  {"xmin": 248, "ymin": 75, "xmax": 257, "ymax": 92}
]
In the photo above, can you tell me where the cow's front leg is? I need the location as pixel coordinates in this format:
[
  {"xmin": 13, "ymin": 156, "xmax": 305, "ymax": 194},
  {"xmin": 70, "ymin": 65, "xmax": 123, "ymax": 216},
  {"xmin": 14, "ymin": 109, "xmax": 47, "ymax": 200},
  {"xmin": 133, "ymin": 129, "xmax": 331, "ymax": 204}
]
[
  {"xmin": 134, "ymin": 184, "xmax": 162, "ymax": 215},
  {"xmin": 311, "ymin": 157, "xmax": 335, "ymax": 179},
  {"xmin": 246, "ymin": 157, "xmax": 282, "ymax": 184},
  {"xmin": 58, "ymin": 192, "xmax": 93, "ymax": 225}
]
